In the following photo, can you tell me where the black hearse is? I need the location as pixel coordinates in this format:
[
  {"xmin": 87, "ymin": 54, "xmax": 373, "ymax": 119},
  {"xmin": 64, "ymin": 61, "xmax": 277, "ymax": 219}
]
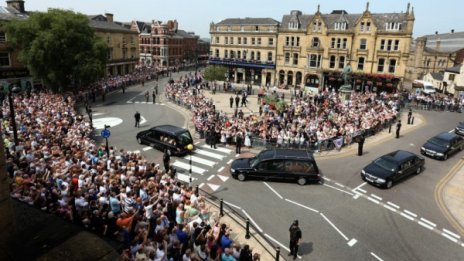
[{"xmin": 136, "ymin": 125, "xmax": 194, "ymax": 156}]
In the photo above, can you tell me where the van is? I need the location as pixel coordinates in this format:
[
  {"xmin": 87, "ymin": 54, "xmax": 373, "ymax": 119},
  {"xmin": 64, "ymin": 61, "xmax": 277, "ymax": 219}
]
[
  {"xmin": 136, "ymin": 125, "xmax": 194, "ymax": 156},
  {"xmin": 230, "ymin": 149, "xmax": 321, "ymax": 185},
  {"xmin": 413, "ymin": 80, "xmax": 436, "ymax": 95}
]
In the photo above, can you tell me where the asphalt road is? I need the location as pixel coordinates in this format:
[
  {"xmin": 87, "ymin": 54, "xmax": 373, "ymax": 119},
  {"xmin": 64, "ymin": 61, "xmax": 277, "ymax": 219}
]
[{"xmin": 91, "ymin": 72, "xmax": 464, "ymax": 260}]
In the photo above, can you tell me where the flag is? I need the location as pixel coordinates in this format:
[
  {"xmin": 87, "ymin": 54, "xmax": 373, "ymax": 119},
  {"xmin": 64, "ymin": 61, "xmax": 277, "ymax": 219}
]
[{"xmin": 333, "ymin": 137, "xmax": 344, "ymax": 149}]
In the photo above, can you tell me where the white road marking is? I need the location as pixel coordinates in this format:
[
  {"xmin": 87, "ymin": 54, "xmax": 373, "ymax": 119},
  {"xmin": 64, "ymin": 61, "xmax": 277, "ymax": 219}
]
[
  {"xmin": 370, "ymin": 252, "xmax": 384, "ymax": 261},
  {"xmin": 207, "ymin": 175, "xmax": 215, "ymax": 181},
  {"xmin": 403, "ymin": 210, "xmax": 417, "ymax": 217},
  {"xmin": 142, "ymin": 147, "xmax": 153, "ymax": 151},
  {"xmin": 418, "ymin": 221, "xmax": 434, "ymax": 230},
  {"xmin": 320, "ymin": 213, "xmax": 349, "ymax": 241},
  {"xmin": 383, "ymin": 204, "xmax": 397, "ymax": 213},
  {"xmin": 387, "ymin": 201, "xmax": 400, "ymax": 209},
  {"xmin": 370, "ymin": 194, "xmax": 382, "ymax": 201},
  {"xmin": 207, "ymin": 183, "xmax": 220, "ymax": 191},
  {"xmin": 172, "ymin": 161, "xmax": 206, "ymax": 175},
  {"xmin": 322, "ymin": 177, "xmax": 332, "ymax": 182},
  {"xmin": 235, "ymin": 154, "xmax": 240, "ymax": 157},
  {"xmin": 264, "ymin": 234, "xmax": 302, "ymax": 259},
  {"xmin": 242, "ymin": 210, "xmax": 263, "ymax": 233},
  {"xmin": 199, "ymin": 183, "xmax": 205, "ymax": 188},
  {"xmin": 419, "ymin": 218, "xmax": 436, "ymax": 227},
  {"xmin": 443, "ymin": 229, "xmax": 461, "ymax": 239},
  {"xmin": 353, "ymin": 182, "xmax": 367, "ymax": 192},
  {"xmin": 347, "ymin": 238, "xmax": 357, "ymax": 247},
  {"xmin": 442, "ymin": 232, "xmax": 459, "ymax": 243},
  {"xmin": 223, "ymin": 200, "xmax": 241, "ymax": 210},
  {"xmin": 92, "ymin": 117, "xmax": 123, "ymax": 129},
  {"xmin": 126, "ymin": 101, "xmax": 133, "ymax": 104},
  {"xmin": 335, "ymin": 182, "xmax": 344, "ymax": 188},
  {"xmin": 217, "ymin": 175, "xmax": 229, "ymax": 182},
  {"xmin": 227, "ymin": 159, "xmax": 233, "ymax": 164},
  {"xmin": 133, "ymin": 150, "xmax": 140, "ymax": 154},
  {"xmin": 367, "ymin": 197, "xmax": 380, "ymax": 204},
  {"xmin": 355, "ymin": 188, "xmax": 367, "ymax": 193},
  {"xmin": 92, "ymin": 112, "xmax": 105, "ymax": 116},
  {"xmin": 187, "ymin": 155, "xmax": 216, "ymax": 167},
  {"xmin": 263, "ymin": 182, "xmax": 283, "ymax": 199},
  {"xmin": 140, "ymin": 116, "xmax": 147, "ymax": 125},
  {"xmin": 285, "ymin": 199, "xmax": 319, "ymax": 213},
  {"xmin": 176, "ymin": 173, "xmax": 197, "ymax": 183},
  {"xmin": 218, "ymin": 166, "xmax": 224, "ymax": 172},
  {"xmin": 323, "ymin": 184, "xmax": 354, "ymax": 196},
  {"xmin": 160, "ymin": 103, "xmax": 165, "ymax": 106},
  {"xmin": 353, "ymin": 194, "xmax": 360, "ymax": 199},
  {"xmin": 135, "ymin": 101, "xmax": 140, "ymax": 104},
  {"xmin": 201, "ymin": 144, "xmax": 232, "ymax": 154},
  {"xmin": 195, "ymin": 149, "xmax": 225, "ymax": 160},
  {"xmin": 400, "ymin": 212, "xmax": 415, "ymax": 221}
]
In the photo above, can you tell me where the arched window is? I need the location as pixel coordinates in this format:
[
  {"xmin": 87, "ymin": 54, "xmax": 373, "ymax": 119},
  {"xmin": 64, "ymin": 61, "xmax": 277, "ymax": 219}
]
[
  {"xmin": 251, "ymin": 51, "xmax": 255, "ymax": 60},
  {"xmin": 267, "ymin": 52, "xmax": 273, "ymax": 62},
  {"xmin": 257, "ymin": 51, "xmax": 261, "ymax": 61},
  {"xmin": 215, "ymin": 49, "xmax": 219, "ymax": 58},
  {"xmin": 311, "ymin": 37, "xmax": 320, "ymax": 48}
]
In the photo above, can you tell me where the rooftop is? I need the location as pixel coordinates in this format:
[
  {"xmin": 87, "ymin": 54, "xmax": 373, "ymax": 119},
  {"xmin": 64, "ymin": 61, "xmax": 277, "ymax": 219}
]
[{"xmin": 216, "ymin": 17, "xmax": 279, "ymax": 26}]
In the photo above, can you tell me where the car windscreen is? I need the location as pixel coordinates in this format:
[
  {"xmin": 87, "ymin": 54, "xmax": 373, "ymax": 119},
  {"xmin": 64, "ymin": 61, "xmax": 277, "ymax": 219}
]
[
  {"xmin": 249, "ymin": 157, "xmax": 259, "ymax": 168},
  {"xmin": 374, "ymin": 158, "xmax": 397, "ymax": 172},
  {"xmin": 177, "ymin": 131, "xmax": 193, "ymax": 146},
  {"xmin": 428, "ymin": 137, "xmax": 449, "ymax": 147},
  {"xmin": 424, "ymin": 85, "xmax": 434, "ymax": 90}
]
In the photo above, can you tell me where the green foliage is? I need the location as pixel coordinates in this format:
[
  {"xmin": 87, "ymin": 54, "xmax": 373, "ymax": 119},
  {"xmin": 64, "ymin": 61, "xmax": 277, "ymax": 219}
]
[
  {"xmin": 6, "ymin": 9, "xmax": 108, "ymax": 92},
  {"xmin": 204, "ymin": 65, "xmax": 227, "ymax": 81}
]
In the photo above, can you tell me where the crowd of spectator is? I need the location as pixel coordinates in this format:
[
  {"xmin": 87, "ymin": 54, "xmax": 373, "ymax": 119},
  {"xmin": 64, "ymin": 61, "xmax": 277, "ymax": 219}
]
[
  {"xmin": 406, "ymin": 92, "xmax": 464, "ymax": 112},
  {"xmin": 3, "ymin": 90, "xmax": 261, "ymax": 260}
]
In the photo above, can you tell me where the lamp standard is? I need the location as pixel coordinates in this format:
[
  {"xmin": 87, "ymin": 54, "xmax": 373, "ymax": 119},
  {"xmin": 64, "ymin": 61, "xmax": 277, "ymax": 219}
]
[
  {"xmin": 186, "ymin": 144, "xmax": 193, "ymax": 186},
  {"xmin": 8, "ymin": 84, "xmax": 20, "ymax": 149}
]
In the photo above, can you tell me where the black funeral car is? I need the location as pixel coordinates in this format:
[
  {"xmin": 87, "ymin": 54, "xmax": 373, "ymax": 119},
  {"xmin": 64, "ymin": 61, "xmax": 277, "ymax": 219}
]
[
  {"xmin": 136, "ymin": 125, "xmax": 194, "ymax": 156},
  {"xmin": 230, "ymin": 149, "xmax": 320, "ymax": 185},
  {"xmin": 361, "ymin": 150, "xmax": 425, "ymax": 189},
  {"xmin": 421, "ymin": 132, "xmax": 464, "ymax": 160},
  {"xmin": 455, "ymin": 122, "xmax": 464, "ymax": 136}
]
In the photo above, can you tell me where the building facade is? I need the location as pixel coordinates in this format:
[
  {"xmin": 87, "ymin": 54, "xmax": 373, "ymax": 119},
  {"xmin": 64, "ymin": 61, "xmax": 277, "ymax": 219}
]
[
  {"xmin": 89, "ymin": 13, "xmax": 139, "ymax": 76},
  {"xmin": 209, "ymin": 18, "xmax": 280, "ymax": 86},
  {"xmin": 0, "ymin": 0, "xmax": 33, "ymax": 91},
  {"xmin": 276, "ymin": 3, "xmax": 415, "ymax": 92},
  {"xmin": 405, "ymin": 31, "xmax": 464, "ymax": 82},
  {"xmin": 131, "ymin": 19, "xmax": 204, "ymax": 69},
  {"xmin": 443, "ymin": 64, "xmax": 464, "ymax": 95}
]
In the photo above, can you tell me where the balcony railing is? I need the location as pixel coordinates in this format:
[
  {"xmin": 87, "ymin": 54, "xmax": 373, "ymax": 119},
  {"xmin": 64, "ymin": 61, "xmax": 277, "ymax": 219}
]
[{"xmin": 208, "ymin": 57, "xmax": 275, "ymax": 69}]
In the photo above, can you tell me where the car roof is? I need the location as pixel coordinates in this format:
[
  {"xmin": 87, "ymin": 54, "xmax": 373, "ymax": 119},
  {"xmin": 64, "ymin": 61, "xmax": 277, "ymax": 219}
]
[
  {"xmin": 433, "ymin": 132, "xmax": 457, "ymax": 141},
  {"xmin": 151, "ymin": 125, "xmax": 189, "ymax": 135},
  {"xmin": 381, "ymin": 150, "xmax": 416, "ymax": 163},
  {"xmin": 259, "ymin": 149, "xmax": 314, "ymax": 161}
]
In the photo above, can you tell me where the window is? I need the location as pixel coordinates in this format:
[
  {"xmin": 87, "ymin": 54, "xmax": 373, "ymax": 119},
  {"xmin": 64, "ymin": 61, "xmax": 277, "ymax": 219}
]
[
  {"xmin": 284, "ymin": 53, "xmax": 290, "ymax": 64},
  {"xmin": 255, "ymin": 26, "xmax": 259, "ymax": 31},
  {"xmin": 225, "ymin": 37, "xmax": 228, "ymax": 45},
  {"xmin": 311, "ymin": 37, "xmax": 320, "ymax": 48},
  {"xmin": 359, "ymin": 39, "xmax": 367, "ymax": 50},
  {"xmin": 388, "ymin": 59, "xmax": 396, "ymax": 73},
  {"xmin": 289, "ymin": 22, "xmax": 299, "ymax": 29},
  {"xmin": 331, "ymin": 38, "xmax": 336, "ymax": 48},
  {"xmin": 449, "ymin": 74, "xmax": 455, "ymax": 81},
  {"xmin": 240, "ymin": 26, "xmax": 244, "ymax": 32},
  {"xmin": 336, "ymin": 38, "xmax": 341, "ymax": 49},
  {"xmin": 242, "ymin": 50, "xmax": 247, "ymax": 59},
  {"xmin": 268, "ymin": 38, "xmax": 274, "ymax": 46},
  {"xmin": 357, "ymin": 57, "xmax": 365, "ymax": 71},
  {"xmin": 238, "ymin": 37, "xmax": 241, "ymax": 45},
  {"xmin": 329, "ymin": 55, "xmax": 336, "ymax": 68},
  {"xmin": 366, "ymin": 22, "xmax": 371, "ymax": 31},
  {"xmin": 385, "ymin": 22, "xmax": 402, "ymax": 31},
  {"xmin": 377, "ymin": 58, "xmax": 385, "ymax": 72},
  {"xmin": 257, "ymin": 38, "xmax": 261, "ymax": 45},
  {"xmin": 286, "ymin": 37, "xmax": 290, "ymax": 46},
  {"xmin": 227, "ymin": 26, "xmax": 231, "ymax": 32},
  {"xmin": 251, "ymin": 38, "xmax": 255, "ymax": 45},
  {"xmin": 106, "ymin": 35, "xmax": 111, "ymax": 44},
  {"xmin": 338, "ymin": 56, "xmax": 345, "ymax": 69},
  {"xmin": 224, "ymin": 50, "xmax": 228, "ymax": 58},
  {"xmin": 380, "ymin": 39, "xmax": 385, "ymax": 50},
  {"xmin": 215, "ymin": 49, "xmax": 219, "ymax": 58},
  {"xmin": 230, "ymin": 37, "xmax": 234, "ymax": 45},
  {"xmin": 250, "ymin": 51, "xmax": 255, "ymax": 60},
  {"xmin": 309, "ymin": 54, "xmax": 321, "ymax": 68},
  {"xmin": 243, "ymin": 38, "xmax": 247, "ymax": 45},
  {"xmin": 296, "ymin": 37, "xmax": 300, "ymax": 46},
  {"xmin": 360, "ymin": 22, "xmax": 365, "ymax": 32},
  {"xmin": 257, "ymin": 51, "xmax": 261, "ymax": 61},
  {"xmin": 394, "ymin": 40, "xmax": 400, "ymax": 51},
  {"xmin": 0, "ymin": 53, "xmax": 10, "ymax": 66},
  {"xmin": 0, "ymin": 32, "xmax": 6, "ymax": 42},
  {"xmin": 215, "ymin": 37, "xmax": 219, "ymax": 44},
  {"xmin": 387, "ymin": 40, "xmax": 392, "ymax": 51},
  {"xmin": 313, "ymin": 21, "xmax": 322, "ymax": 32},
  {"xmin": 342, "ymin": 38, "xmax": 347, "ymax": 49},
  {"xmin": 334, "ymin": 22, "xmax": 347, "ymax": 30},
  {"xmin": 237, "ymin": 51, "xmax": 241, "ymax": 59},
  {"xmin": 291, "ymin": 37, "xmax": 295, "ymax": 46},
  {"xmin": 293, "ymin": 53, "xmax": 299, "ymax": 65},
  {"xmin": 230, "ymin": 51, "xmax": 235, "ymax": 59},
  {"xmin": 267, "ymin": 52, "xmax": 273, "ymax": 61}
]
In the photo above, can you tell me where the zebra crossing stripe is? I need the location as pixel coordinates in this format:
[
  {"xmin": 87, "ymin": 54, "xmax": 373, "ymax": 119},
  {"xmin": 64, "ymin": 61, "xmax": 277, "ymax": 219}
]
[
  {"xmin": 187, "ymin": 155, "xmax": 216, "ymax": 167},
  {"xmin": 200, "ymin": 144, "xmax": 232, "ymax": 154},
  {"xmin": 217, "ymin": 175, "xmax": 229, "ymax": 182},
  {"xmin": 194, "ymin": 149, "xmax": 225, "ymax": 160},
  {"xmin": 173, "ymin": 161, "xmax": 206, "ymax": 175},
  {"xmin": 177, "ymin": 173, "xmax": 197, "ymax": 183},
  {"xmin": 207, "ymin": 183, "xmax": 220, "ymax": 191},
  {"xmin": 142, "ymin": 147, "xmax": 153, "ymax": 151}
]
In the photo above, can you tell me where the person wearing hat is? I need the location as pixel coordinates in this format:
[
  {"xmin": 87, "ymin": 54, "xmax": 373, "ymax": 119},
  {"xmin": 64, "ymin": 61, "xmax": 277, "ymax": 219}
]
[
  {"xmin": 396, "ymin": 120, "xmax": 402, "ymax": 139},
  {"xmin": 289, "ymin": 220, "xmax": 302, "ymax": 260}
]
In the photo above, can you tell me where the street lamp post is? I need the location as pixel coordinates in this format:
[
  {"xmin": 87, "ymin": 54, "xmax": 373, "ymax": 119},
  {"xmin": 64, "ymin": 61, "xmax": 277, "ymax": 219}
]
[
  {"xmin": 186, "ymin": 144, "xmax": 193, "ymax": 186},
  {"xmin": 8, "ymin": 85, "xmax": 20, "ymax": 149}
]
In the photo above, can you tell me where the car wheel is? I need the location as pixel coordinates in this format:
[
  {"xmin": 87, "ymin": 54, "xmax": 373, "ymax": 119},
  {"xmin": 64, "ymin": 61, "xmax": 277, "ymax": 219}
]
[
  {"xmin": 385, "ymin": 180, "xmax": 393, "ymax": 189},
  {"xmin": 416, "ymin": 166, "xmax": 422, "ymax": 174},
  {"xmin": 443, "ymin": 153, "xmax": 448, "ymax": 160},
  {"xmin": 297, "ymin": 177, "xmax": 307, "ymax": 186},
  {"xmin": 137, "ymin": 137, "xmax": 143, "ymax": 144},
  {"xmin": 237, "ymin": 173, "xmax": 246, "ymax": 181}
]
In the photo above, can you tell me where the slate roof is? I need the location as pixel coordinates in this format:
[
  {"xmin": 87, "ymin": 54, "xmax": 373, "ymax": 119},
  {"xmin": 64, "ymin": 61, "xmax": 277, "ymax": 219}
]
[
  {"xmin": 420, "ymin": 31, "xmax": 464, "ymax": 53},
  {"xmin": 134, "ymin": 21, "xmax": 151, "ymax": 33},
  {"xmin": 216, "ymin": 17, "xmax": 279, "ymax": 26},
  {"xmin": 445, "ymin": 64, "xmax": 462, "ymax": 74},
  {"xmin": 429, "ymin": 72, "xmax": 444, "ymax": 81},
  {"xmin": 175, "ymin": 29, "xmax": 197, "ymax": 38},
  {"xmin": 0, "ymin": 6, "xmax": 28, "ymax": 21},
  {"xmin": 88, "ymin": 15, "xmax": 137, "ymax": 34}
]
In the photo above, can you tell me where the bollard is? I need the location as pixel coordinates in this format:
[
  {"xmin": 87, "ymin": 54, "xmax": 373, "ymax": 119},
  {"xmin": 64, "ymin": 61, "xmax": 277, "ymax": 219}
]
[
  {"xmin": 195, "ymin": 185, "xmax": 199, "ymax": 194},
  {"xmin": 275, "ymin": 247, "xmax": 280, "ymax": 261},
  {"xmin": 411, "ymin": 116, "xmax": 415, "ymax": 125},
  {"xmin": 389, "ymin": 123, "xmax": 392, "ymax": 133},
  {"xmin": 245, "ymin": 218, "xmax": 251, "ymax": 239},
  {"xmin": 220, "ymin": 199, "xmax": 224, "ymax": 217}
]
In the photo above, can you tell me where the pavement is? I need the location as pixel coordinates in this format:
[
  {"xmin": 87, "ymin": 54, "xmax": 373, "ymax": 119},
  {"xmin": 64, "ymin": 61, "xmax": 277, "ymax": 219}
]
[{"xmin": 162, "ymin": 80, "xmax": 464, "ymax": 245}]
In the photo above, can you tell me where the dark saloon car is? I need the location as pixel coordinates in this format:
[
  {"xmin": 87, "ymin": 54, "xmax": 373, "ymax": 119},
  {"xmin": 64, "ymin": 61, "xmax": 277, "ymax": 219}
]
[
  {"xmin": 136, "ymin": 125, "xmax": 194, "ymax": 156},
  {"xmin": 421, "ymin": 132, "xmax": 464, "ymax": 160},
  {"xmin": 361, "ymin": 150, "xmax": 425, "ymax": 189},
  {"xmin": 455, "ymin": 122, "xmax": 464, "ymax": 136},
  {"xmin": 230, "ymin": 149, "xmax": 320, "ymax": 185}
]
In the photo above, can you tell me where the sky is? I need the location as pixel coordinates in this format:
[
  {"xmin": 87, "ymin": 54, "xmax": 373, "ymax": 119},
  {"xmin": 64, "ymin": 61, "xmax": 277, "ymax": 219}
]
[{"xmin": 23, "ymin": 0, "xmax": 464, "ymax": 39}]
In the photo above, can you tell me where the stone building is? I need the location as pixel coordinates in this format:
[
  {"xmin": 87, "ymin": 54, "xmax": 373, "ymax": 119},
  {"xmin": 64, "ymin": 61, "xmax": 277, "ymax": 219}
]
[
  {"xmin": 276, "ymin": 3, "xmax": 415, "ymax": 93},
  {"xmin": 131, "ymin": 19, "xmax": 204, "ymax": 69},
  {"xmin": 209, "ymin": 17, "xmax": 280, "ymax": 86},
  {"xmin": 89, "ymin": 13, "xmax": 139, "ymax": 76},
  {"xmin": 405, "ymin": 30, "xmax": 464, "ymax": 82}
]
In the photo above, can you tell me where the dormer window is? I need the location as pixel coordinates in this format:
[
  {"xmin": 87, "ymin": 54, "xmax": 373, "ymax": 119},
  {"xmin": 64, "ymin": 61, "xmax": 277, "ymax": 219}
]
[
  {"xmin": 334, "ymin": 22, "xmax": 347, "ymax": 30},
  {"xmin": 289, "ymin": 22, "xmax": 300, "ymax": 29},
  {"xmin": 255, "ymin": 26, "xmax": 259, "ymax": 31},
  {"xmin": 385, "ymin": 22, "xmax": 402, "ymax": 31},
  {"xmin": 313, "ymin": 21, "xmax": 322, "ymax": 32},
  {"xmin": 240, "ymin": 26, "xmax": 244, "ymax": 32},
  {"xmin": 227, "ymin": 26, "xmax": 231, "ymax": 32},
  {"xmin": 360, "ymin": 22, "xmax": 371, "ymax": 32}
]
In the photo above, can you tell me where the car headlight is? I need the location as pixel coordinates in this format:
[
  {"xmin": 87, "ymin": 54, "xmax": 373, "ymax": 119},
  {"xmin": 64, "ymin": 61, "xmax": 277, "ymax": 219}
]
[
  {"xmin": 230, "ymin": 168, "xmax": 235, "ymax": 173},
  {"xmin": 421, "ymin": 147, "xmax": 425, "ymax": 151},
  {"xmin": 361, "ymin": 170, "xmax": 366, "ymax": 175},
  {"xmin": 376, "ymin": 178, "xmax": 386, "ymax": 183},
  {"xmin": 436, "ymin": 153, "xmax": 444, "ymax": 156}
]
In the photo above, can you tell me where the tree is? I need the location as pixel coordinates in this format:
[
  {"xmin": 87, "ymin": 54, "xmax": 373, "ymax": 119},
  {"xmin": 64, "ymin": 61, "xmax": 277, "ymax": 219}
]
[
  {"xmin": 204, "ymin": 65, "xmax": 228, "ymax": 81},
  {"xmin": 6, "ymin": 9, "xmax": 108, "ymax": 92}
]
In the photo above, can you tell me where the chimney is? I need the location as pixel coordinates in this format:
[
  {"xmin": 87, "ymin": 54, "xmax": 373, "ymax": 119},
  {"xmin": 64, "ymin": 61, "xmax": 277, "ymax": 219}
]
[
  {"xmin": 105, "ymin": 13, "xmax": 113, "ymax": 23},
  {"xmin": 435, "ymin": 31, "xmax": 438, "ymax": 35},
  {"xmin": 451, "ymin": 29, "xmax": 455, "ymax": 34},
  {"xmin": 6, "ymin": 0, "xmax": 25, "ymax": 13}
]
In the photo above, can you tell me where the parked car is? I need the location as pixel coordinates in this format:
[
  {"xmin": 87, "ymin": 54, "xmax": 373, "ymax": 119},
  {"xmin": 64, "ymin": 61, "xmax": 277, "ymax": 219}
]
[
  {"xmin": 136, "ymin": 125, "xmax": 194, "ymax": 156},
  {"xmin": 413, "ymin": 80, "xmax": 436, "ymax": 95},
  {"xmin": 361, "ymin": 150, "xmax": 425, "ymax": 189},
  {"xmin": 230, "ymin": 149, "xmax": 320, "ymax": 185},
  {"xmin": 421, "ymin": 132, "xmax": 464, "ymax": 160},
  {"xmin": 455, "ymin": 122, "xmax": 464, "ymax": 136}
]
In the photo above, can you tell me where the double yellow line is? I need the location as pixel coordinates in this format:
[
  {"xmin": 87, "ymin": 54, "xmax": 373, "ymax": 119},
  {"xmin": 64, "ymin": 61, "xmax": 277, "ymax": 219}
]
[{"xmin": 435, "ymin": 157, "xmax": 464, "ymax": 237}]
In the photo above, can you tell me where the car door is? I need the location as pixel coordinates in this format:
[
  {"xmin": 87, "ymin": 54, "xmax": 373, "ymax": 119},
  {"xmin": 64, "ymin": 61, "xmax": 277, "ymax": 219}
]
[
  {"xmin": 254, "ymin": 160, "xmax": 271, "ymax": 179},
  {"xmin": 399, "ymin": 159, "xmax": 415, "ymax": 179}
]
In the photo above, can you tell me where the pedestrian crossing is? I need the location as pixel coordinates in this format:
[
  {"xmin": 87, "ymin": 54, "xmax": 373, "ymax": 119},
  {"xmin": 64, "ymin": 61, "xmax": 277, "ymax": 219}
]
[
  {"xmin": 172, "ymin": 145, "xmax": 233, "ymax": 175},
  {"xmin": 126, "ymin": 100, "xmax": 165, "ymax": 105}
]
